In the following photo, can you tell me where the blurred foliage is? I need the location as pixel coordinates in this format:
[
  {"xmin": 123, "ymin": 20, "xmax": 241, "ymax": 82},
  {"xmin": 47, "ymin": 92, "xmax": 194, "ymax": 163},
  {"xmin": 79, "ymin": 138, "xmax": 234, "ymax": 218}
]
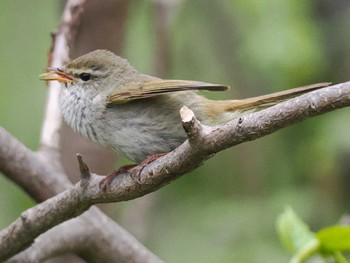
[
  {"xmin": 277, "ymin": 207, "xmax": 350, "ymax": 262},
  {"xmin": 1, "ymin": 0, "xmax": 350, "ymax": 262}
]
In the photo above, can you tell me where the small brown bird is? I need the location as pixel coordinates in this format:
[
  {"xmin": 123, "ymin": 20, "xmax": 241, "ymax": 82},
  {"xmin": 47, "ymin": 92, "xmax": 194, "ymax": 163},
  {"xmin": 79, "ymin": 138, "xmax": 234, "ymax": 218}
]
[{"xmin": 40, "ymin": 49, "xmax": 328, "ymax": 188}]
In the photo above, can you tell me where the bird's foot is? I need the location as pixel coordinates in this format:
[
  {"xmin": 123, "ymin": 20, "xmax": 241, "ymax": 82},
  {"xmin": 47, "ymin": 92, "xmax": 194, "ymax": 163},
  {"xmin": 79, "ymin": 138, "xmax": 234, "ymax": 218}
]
[
  {"xmin": 99, "ymin": 153, "xmax": 166, "ymax": 191},
  {"xmin": 130, "ymin": 153, "xmax": 167, "ymax": 183},
  {"xmin": 99, "ymin": 164, "xmax": 137, "ymax": 191}
]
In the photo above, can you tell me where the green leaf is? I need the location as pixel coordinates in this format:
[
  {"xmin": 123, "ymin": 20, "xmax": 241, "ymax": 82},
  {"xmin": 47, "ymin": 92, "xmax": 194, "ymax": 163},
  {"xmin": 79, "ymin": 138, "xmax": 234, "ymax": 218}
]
[
  {"xmin": 317, "ymin": 225, "xmax": 350, "ymax": 253},
  {"xmin": 276, "ymin": 206, "xmax": 316, "ymax": 253},
  {"xmin": 290, "ymin": 238, "xmax": 320, "ymax": 263}
]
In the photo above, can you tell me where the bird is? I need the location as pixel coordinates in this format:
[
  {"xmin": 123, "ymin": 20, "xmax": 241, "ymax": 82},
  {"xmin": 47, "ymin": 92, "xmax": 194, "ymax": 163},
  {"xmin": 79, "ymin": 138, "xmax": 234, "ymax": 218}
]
[{"xmin": 40, "ymin": 49, "xmax": 329, "ymax": 189}]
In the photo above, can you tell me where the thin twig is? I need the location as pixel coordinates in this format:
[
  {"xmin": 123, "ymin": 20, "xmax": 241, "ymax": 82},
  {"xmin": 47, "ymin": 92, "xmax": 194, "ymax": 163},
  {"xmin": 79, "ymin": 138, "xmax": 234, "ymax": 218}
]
[
  {"xmin": 77, "ymin": 153, "xmax": 91, "ymax": 188},
  {"xmin": 180, "ymin": 106, "xmax": 205, "ymax": 144}
]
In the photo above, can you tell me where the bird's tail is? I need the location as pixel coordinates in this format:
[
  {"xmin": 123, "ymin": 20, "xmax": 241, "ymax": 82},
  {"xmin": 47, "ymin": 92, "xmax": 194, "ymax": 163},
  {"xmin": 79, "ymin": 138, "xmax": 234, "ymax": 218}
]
[{"xmin": 207, "ymin": 82, "xmax": 330, "ymax": 124}]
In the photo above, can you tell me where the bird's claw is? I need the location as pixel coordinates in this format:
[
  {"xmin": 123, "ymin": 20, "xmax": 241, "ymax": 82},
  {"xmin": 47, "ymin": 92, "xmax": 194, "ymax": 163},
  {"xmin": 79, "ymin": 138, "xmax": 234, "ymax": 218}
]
[
  {"xmin": 99, "ymin": 164, "xmax": 137, "ymax": 191},
  {"xmin": 99, "ymin": 153, "xmax": 167, "ymax": 191}
]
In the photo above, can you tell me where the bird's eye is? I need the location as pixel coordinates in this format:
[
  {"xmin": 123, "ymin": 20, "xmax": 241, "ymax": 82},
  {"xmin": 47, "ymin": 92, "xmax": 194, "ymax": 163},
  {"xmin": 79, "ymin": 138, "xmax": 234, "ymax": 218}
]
[{"xmin": 79, "ymin": 73, "xmax": 91, "ymax": 81}]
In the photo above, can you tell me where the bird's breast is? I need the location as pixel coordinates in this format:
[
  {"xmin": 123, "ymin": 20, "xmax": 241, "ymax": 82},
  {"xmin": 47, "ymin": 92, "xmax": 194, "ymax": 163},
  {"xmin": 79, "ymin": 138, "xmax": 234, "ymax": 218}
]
[{"xmin": 60, "ymin": 89, "xmax": 107, "ymax": 144}]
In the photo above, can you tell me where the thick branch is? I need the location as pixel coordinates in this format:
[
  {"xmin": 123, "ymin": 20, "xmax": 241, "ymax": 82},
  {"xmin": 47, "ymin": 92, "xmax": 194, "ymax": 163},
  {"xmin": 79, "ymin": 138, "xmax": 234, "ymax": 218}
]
[
  {"xmin": 1, "ymin": 82, "xmax": 349, "ymax": 261},
  {"xmin": 0, "ymin": 128, "xmax": 70, "ymax": 200},
  {"xmin": 0, "ymin": 183, "xmax": 90, "ymax": 260}
]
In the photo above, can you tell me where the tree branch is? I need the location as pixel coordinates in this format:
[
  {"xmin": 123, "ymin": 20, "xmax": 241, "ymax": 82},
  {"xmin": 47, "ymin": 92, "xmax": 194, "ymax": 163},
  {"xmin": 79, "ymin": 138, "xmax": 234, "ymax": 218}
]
[
  {"xmin": 7, "ymin": 207, "xmax": 163, "ymax": 263},
  {"xmin": 0, "ymin": 128, "xmax": 70, "ymax": 200},
  {"xmin": 0, "ymin": 180, "xmax": 89, "ymax": 260},
  {"xmin": 1, "ymin": 82, "xmax": 349, "ymax": 261}
]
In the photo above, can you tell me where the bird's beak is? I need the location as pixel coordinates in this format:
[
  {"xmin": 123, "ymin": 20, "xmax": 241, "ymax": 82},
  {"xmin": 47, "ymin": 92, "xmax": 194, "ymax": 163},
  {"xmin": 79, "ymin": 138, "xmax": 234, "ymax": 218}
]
[{"xmin": 39, "ymin": 68, "xmax": 75, "ymax": 83}]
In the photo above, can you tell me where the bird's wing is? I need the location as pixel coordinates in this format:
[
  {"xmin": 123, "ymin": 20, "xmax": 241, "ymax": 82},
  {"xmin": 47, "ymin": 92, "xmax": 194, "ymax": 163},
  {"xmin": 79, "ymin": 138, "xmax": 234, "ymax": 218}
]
[{"xmin": 106, "ymin": 79, "xmax": 229, "ymax": 105}]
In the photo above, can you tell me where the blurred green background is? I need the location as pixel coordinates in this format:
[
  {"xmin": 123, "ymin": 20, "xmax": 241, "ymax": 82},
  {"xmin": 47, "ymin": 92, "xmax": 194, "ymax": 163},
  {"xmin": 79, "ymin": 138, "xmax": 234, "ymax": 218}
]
[{"xmin": 1, "ymin": 0, "xmax": 350, "ymax": 262}]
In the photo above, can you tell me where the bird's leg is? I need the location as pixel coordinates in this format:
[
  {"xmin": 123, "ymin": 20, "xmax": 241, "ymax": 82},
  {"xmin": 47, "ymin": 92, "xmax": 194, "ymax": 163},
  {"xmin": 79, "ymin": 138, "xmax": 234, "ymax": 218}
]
[
  {"xmin": 130, "ymin": 153, "xmax": 167, "ymax": 183},
  {"xmin": 99, "ymin": 164, "xmax": 137, "ymax": 191}
]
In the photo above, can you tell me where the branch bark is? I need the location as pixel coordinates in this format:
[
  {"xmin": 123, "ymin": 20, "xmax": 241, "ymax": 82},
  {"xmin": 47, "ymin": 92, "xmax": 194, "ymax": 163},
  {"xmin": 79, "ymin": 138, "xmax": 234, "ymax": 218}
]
[
  {"xmin": 1, "ymin": 81, "xmax": 349, "ymax": 261},
  {"xmin": 0, "ymin": 128, "xmax": 69, "ymax": 200}
]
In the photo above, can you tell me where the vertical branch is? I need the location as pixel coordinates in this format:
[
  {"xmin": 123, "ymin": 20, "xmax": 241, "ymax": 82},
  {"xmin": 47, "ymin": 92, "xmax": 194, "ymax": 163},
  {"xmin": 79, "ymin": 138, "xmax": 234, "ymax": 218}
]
[{"xmin": 40, "ymin": 0, "xmax": 86, "ymax": 151}]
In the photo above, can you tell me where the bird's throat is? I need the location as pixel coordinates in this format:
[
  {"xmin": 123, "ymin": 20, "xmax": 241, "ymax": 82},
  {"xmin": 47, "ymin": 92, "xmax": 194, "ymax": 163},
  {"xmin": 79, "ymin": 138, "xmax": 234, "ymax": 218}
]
[{"xmin": 60, "ymin": 88, "xmax": 105, "ymax": 144}]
